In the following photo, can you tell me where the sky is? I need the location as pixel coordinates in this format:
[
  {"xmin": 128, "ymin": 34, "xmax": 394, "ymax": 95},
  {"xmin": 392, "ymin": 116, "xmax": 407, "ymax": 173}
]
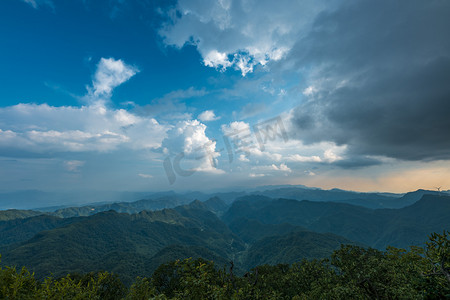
[{"xmin": 1, "ymin": 0, "xmax": 450, "ymax": 194}]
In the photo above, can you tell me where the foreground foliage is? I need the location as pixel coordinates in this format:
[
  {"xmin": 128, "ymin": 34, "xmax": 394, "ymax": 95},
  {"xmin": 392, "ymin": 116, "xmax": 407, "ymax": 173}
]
[{"xmin": 1, "ymin": 231, "xmax": 449, "ymax": 299}]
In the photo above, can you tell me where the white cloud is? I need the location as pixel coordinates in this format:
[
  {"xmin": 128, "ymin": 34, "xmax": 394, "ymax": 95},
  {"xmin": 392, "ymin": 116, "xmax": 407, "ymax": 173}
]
[
  {"xmin": 204, "ymin": 50, "xmax": 233, "ymax": 70},
  {"xmin": 249, "ymin": 173, "xmax": 265, "ymax": 178},
  {"xmin": 0, "ymin": 129, "xmax": 18, "ymax": 141},
  {"xmin": 302, "ymin": 86, "xmax": 317, "ymax": 96},
  {"xmin": 233, "ymin": 53, "xmax": 254, "ymax": 76},
  {"xmin": 282, "ymin": 145, "xmax": 345, "ymax": 164},
  {"xmin": 138, "ymin": 173, "xmax": 153, "ymax": 179},
  {"xmin": 64, "ymin": 160, "xmax": 85, "ymax": 172},
  {"xmin": 221, "ymin": 121, "xmax": 256, "ymax": 159},
  {"xmin": 23, "ymin": 0, "xmax": 38, "ymax": 8},
  {"xmin": 218, "ymin": 117, "xmax": 348, "ymax": 175},
  {"xmin": 163, "ymin": 119, "xmax": 223, "ymax": 173},
  {"xmin": 22, "ymin": 0, "xmax": 54, "ymax": 9},
  {"xmin": 27, "ymin": 129, "xmax": 129, "ymax": 152},
  {"xmin": 198, "ymin": 110, "xmax": 220, "ymax": 122},
  {"xmin": 0, "ymin": 58, "xmax": 167, "ymax": 156},
  {"xmin": 286, "ymin": 154, "xmax": 322, "ymax": 163},
  {"xmin": 221, "ymin": 120, "xmax": 290, "ymax": 163},
  {"xmin": 91, "ymin": 58, "xmax": 138, "ymax": 98},
  {"xmin": 221, "ymin": 121, "xmax": 250, "ymax": 136},
  {"xmin": 238, "ymin": 154, "xmax": 249, "ymax": 162},
  {"xmin": 324, "ymin": 149, "xmax": 343, "ymax": 163},
  {"xmin": 160, "ymin": 0, "xmax": 333, "ymax": 76},
  {"xmin": 114, "ymin": 109, "xmax": 139, "ymax": 126},
  {"xmin": 253, "ymin": 163, "xmax": 291, "ymax": 173},
  {"xmin": 273, "ymin": 163, "xmax": 291, "ymax": 172},
  {"xmin": 0, "ymin": 103, "xmax": 167, "ymax": 154}
]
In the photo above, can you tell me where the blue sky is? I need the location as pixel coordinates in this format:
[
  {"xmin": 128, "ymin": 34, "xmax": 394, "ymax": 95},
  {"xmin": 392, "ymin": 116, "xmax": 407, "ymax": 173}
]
[{"xmin": 1, "ymin": 0, "xmax": 450, "ymax": 194}]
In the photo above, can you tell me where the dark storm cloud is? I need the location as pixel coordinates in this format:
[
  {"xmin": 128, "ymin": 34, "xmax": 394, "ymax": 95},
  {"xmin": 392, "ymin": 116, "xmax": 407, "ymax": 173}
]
[
  {"xmin": 332, "ymin": 156, "xmax": 383, "ymax": 169},
  {"xmin": 289, "ymin": 0, "xmax": 450, "ymax": 161}
]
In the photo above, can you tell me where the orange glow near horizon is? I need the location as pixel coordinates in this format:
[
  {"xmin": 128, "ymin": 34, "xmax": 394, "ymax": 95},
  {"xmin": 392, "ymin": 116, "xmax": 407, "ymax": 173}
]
[{"xmin": 293, "ymin": 161, "xmax": 450, "ymax": 194}]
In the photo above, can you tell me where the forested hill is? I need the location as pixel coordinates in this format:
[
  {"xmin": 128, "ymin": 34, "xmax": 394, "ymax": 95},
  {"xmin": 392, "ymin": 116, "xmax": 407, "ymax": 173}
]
[
  {"xmin": 224, "ymin": 194, "xmax": 450, "ymax": 249},
  {"xmin": 0, "ymin": 201, "xmax": 350, "ymax": 284},
  {"xmin": 0, "ymin": 209, "xmax": 44, "ymax": 221},
  {"xmin": 1, "ymin": 230, "xmax": 449, "ymax": 298},
  {"xmin": 0, "ymin": 193, "xmax": 448, "ymax": 287}
]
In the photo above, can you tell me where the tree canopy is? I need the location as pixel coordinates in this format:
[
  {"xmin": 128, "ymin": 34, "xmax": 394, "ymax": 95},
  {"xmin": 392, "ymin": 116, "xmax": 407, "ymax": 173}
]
[{"xmin": 1, "ymin": 230, "xmax": 449, "ymax": 299}]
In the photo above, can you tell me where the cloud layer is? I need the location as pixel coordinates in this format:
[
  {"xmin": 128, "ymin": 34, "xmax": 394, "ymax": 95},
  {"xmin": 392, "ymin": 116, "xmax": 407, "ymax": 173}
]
[
  {"xmin": 160, "ymin": 0, "xmax": 331, "ymax": 75},
  {"xmin": 160, "ymin": 0, "xmax": 450, "ymax": 164},
  {"xmin": 0, "ymin": 103, "xmax": 168, "ymax": 156},
  {"xmin": 0, "ymin": 58, "xmax": 164, "ymax": 157}
]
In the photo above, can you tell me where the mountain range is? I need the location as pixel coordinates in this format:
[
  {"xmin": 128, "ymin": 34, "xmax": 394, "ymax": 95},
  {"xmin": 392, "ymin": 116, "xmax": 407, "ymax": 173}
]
[
  {"xmin": 0, "ymin": 187, "xmax": 448, "ymax": 285},
  {"xmin": 2, "ymin": 185, "xmax": 447, "ymax": 211}
]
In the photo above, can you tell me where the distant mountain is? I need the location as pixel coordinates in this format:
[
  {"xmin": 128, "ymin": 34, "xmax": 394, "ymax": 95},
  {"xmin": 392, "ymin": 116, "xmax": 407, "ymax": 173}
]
[
  {"xmin": 2, "ymin": 186, "xmax": 436, "ymax": 212},
  {"xmin": 207, "ymin": 192, "xmax": 247, "ymax": 205},
  {"xmin": 0, "ymin": 214, "xmax": 80, "ymax": 247},
  {"xmin": 0, "ymin": 190, "xmax": 158, "ymax": 210},
  {"xmin": 223, "ymin": 194, "xmax": 450, "ymax": 249},
  {"xmin": 203, "ymin": 197, "xmax": 229, "ymax": 215},
  {"xmin": 50, "ymin": 196, "xmax": 194, "ymax": 218},
  {"xmin": 251, "ymin": 187, "xmax": 408, "ymax": 209},
  {"xmin": 35, "ymin": 196, "xmax": 229, "ymax": 219},
  {"xmin": 0, "ymin": 209, "xmax": 44, "ymax": 221},
  {"xmin": 395, "ymin": 189, "xmax": 444, "ymax": 207}
]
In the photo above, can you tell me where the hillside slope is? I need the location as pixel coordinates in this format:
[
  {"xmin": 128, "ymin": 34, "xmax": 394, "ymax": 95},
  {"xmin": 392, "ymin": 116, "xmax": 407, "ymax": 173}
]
[{"xmin": 223, "ymin": 194, "xmax": 450, "ymax": 249}]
